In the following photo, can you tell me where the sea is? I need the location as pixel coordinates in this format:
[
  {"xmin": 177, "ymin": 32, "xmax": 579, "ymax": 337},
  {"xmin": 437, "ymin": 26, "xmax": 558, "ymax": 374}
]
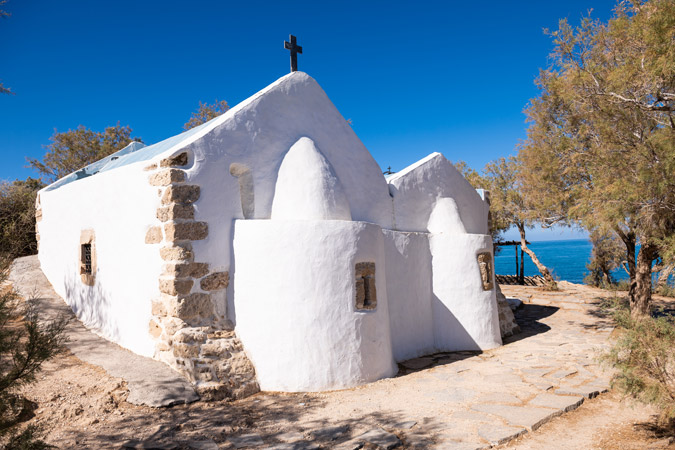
[{"xmin": 493, "ymin": 238, "xmax": 629, "ymax": 285}]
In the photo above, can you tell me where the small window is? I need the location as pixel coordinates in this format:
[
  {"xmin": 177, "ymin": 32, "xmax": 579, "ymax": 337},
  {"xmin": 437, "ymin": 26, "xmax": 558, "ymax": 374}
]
[
  {"xmin": 477, "ymin": 252, "xmax": 494, "ymax": 291},
  {"xmin": 82, "ymin": 243, "xmax": 92, "ymax": 274},
  {"xmin": 355, "ymin": 262, "xmax": 377, "ymax": 310},
  {"xmin": 79, "ymin": 229, "xmax": 96, "ymax": 286}
]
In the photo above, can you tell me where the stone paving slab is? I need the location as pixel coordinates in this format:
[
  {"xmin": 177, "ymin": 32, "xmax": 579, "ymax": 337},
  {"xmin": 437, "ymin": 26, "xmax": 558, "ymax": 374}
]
[
  {"xmin": 471, "ymin": 404, "xmax": 561, "ymax": 431},
  {"xmin": 529, "ymin": 393, "xmax": 585, "ymax": 412},
  {"xmin": 477, "ymin": 423, "xmax": 527, "ymax": 446},
  {"xmin": 9, "ymin": 256, "xmax": 199, "ymax": 407}
]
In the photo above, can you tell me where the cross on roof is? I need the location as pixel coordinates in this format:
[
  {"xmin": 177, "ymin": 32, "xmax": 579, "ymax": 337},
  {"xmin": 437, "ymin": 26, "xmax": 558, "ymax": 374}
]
[{"xmin": 284, "ymin": 34, "xmax": 302, "ymax": 73}]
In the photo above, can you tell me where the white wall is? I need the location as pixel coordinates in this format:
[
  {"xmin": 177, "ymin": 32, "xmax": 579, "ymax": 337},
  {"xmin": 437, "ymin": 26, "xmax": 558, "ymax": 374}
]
[
  {"xmin": 382, "ymin": 230, "xmax": 435, "ymax": 361},
  {"xmin": 159, "ymin": 72, "xmax": 394, "ymax": 322},
  {"xmin": 429, "ymin": 233, "xmax": 502, "ymax": 351},
  {"xmin": 233, "ymin": 220, "xmax": 397, "ymax": 392},
  {"xmin": 387, "ymin": 153, "xmax": 489, "ymax": 234},
  {"xmin": 38, "ymin": 162, "xmax": 162, "ymax": 357}
]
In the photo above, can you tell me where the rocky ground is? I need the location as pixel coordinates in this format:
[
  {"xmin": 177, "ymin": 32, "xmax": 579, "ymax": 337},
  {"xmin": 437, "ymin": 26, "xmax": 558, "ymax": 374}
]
[{"xmin": 6, "ymin": 277, "xmax": 675, "ymax": 449}]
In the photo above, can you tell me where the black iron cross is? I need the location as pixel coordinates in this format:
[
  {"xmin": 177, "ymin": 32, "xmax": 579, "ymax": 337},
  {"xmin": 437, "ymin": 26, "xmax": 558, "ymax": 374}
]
[{"xmin": 284, "ymin": 34, "xmax": 302, "ymax": 72}]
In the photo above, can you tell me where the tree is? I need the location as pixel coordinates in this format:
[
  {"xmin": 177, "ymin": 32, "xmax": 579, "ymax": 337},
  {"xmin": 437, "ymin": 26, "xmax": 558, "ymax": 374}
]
[
  {"xmin": 484, "ymin": 157, "xmax": 558, "ymax": 288},
  {"xmin": 584, "ymin": 230, "xmax": 625, "ymax": 287},
  {"xmin": 183, "ymin": 99, "xmax": 229, "ymax": 131},
  {"xmin": 519, "ymin": 0, "xmax": 675, "ymax": 317},
  {"xmin": 28, "ymin": 124, "xmax": 142, "ymax": 183},
  {"xmin": 0, "ymin": 178, "xmax": 44, "ymax": 260}
]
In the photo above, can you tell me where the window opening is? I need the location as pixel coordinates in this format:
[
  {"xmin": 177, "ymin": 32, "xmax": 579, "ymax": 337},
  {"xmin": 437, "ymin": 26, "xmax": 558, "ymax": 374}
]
[
  {"xmin": 82, "ymin": 243, "xmax": 92, "ymax": 274},
  {"xmin": 355, "ymin": 262, "xmax": 377, "ymax": 310}
]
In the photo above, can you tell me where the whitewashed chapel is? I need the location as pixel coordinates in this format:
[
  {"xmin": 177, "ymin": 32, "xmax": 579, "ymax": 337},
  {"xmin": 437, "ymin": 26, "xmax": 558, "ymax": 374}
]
[{"xmin": 35, "ymin": 72, "xmax": 513, "ymax": 398}]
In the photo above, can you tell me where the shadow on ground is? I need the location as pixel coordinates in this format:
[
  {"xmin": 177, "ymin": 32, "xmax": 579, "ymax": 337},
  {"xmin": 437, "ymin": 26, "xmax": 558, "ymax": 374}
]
[
  {"xmin": 54, "ymin": 392, "xmax": 446, "ymax": 449},
  {"xmin": 503, "ymin": 303, "xmax": 558, "ymax": 345}
]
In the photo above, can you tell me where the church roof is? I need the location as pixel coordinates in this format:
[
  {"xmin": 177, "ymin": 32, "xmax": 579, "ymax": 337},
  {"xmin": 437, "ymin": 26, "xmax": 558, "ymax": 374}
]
[{"xmin": 44, "ymin": 72, "xmax": 300, "ymax": 192}]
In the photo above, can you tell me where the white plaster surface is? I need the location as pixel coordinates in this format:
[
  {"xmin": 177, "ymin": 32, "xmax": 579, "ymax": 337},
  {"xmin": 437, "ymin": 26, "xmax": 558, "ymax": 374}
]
[
  {"xmin": 427, "ymin": 197, "xmax": 466, "ymax": 234},
  {"xmin": 383, "ymin": 230, "xmax": 435, "ymax": 361},
  {"xmin": 387, "ymin": 152, "xmax": 489, "ymax": 234},
  {"xmin": 37, "ymin": 161, "xmax": 161, "ymax": 357},
  {"xmin": 271, "ymin": 137, "xmax": 351, "ymax": 221},
  {"xmin": 36, "ymin": 71, "xmax": 504, "ymax": 393},
  {"xmin": 233, "ymin": 220, "xmax": 396, "ymax": 392},
  {"xmin": 430, "ymin": 233, "xmax": 502, "ymax": 351}
]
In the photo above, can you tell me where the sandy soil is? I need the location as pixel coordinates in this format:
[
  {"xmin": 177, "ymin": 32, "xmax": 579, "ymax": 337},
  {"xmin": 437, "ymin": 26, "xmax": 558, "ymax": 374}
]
[{"xmin": 5, "ymin": 284, "xmax": 674, "ymax": 449}]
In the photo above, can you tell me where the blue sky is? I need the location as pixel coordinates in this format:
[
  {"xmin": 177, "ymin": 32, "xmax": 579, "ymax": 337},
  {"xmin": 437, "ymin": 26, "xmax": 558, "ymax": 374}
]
[{"xmin": 0, "ymin": 0, "xmax": 617, "ymax": 240}]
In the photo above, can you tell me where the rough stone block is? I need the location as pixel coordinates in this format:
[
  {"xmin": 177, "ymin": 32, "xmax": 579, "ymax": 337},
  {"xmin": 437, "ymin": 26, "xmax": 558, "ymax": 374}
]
[
  {"xmin": 163, "ymin": 262, "xmax": 210, "ymax": 278},
  {"xmin": 159, "ymin": 243, "xmax": 194, "ymax": 261},
  {"xmin": 161, "ymin": 184, "xmax": 200, "ymax": 205},
  {"xmin": 159, "ymin": 278, "xmax": 194, "ymax": 295},
  {"xmin": 200, "ymin": 339, "xmax": 233, "ymax": 357},
  {"xmin": 176, "ymin": 293, "xmax": 213, "ymax": 320},
  {"xmin": 156, "ymin": 203, "xmax": 195, "ymax": 222},
  {"xmin": 160, "ymin": 152, "xmax": 188, "ymax": 167},
  {"xmin": 143, "ymin": 163, "xmax": 158, "ymax": 171},
  {"xmin": 145, "ymin": 226, "xmax": 163, "ymax": 244},
  {"xmin": 35, "ymin": 209, "xmax": 42, "ymax": 221},
  {"xmin": 151, "ymin": 298, "xmax": 167, "ymax": 316},
  {"xmin": 155, "ymin": 341, "xmax": 171, "ymax": 352},
  {"xmin": 173, "ymin": 327, "xmax": 207, "ymax": 343},
  {"xmin": 148, "ymin": 319, "xmax": 162, "ymax": 339},
  {"xmin": 200, "ymin": 271, "xmax": 229, "ymax": 291},
  {"xmin": 160, "ymin": 316, "xmax": 187, "ymax": 336},
  {"xmin": 164, "ymin": 222, "xmax": 208, "ymax": 241},
  {"xmin": 173, "ymin": 342, "xmax": 200, "ymax": 358},
  {"xmin": 149, "ymin": 169, "xmax": 186, "ymax": 186}
]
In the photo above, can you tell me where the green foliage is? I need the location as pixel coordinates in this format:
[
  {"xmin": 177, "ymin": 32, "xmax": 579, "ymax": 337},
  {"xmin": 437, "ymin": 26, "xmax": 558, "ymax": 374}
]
[
  {"xmin": 601, "ymin": 298, "xmax": 675, "ymax": 428},
  {"xmin": 0, "ymin": 260, "xmax": 68, "ymax": 448},
  {"xmin": 0, "ymin": 179, "xmax": 44, "ymax": 260},
  {"xmin": 519, "ymin": 0, "xmax": 675, "ymax": 314},
  {"xmin": 657, "ymin": 284, "xmax": 675, "ymax": 298},
  {"xmin": 584, "ymin": 230, "xmax": 625, "ymax": 288},
  {"xmin": 183, "ymin": 99, "xmax": 230, "ymax": 131},
  {"xmin": 28, "ymin": 124, "xmax": 142, "ymax": 183}
]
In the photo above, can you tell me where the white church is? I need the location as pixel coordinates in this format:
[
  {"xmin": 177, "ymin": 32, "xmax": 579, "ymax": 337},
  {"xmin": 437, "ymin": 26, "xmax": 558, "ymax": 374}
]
[{"xmin": 35, "ymin": 72, "xmax": 507, "ymax": 399}]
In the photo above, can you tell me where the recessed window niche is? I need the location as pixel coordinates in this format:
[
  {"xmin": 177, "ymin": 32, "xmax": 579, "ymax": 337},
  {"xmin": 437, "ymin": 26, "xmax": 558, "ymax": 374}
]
[
  {"xmin": 355, "ymin": 262, "xmax": 377, "ymax": 310},
  {"xmin": 79, "ymin": 229, "xmax": 96, "ymax": 286},
  {"xmin": 477, "ymin": 252, "xmax": 494, "ymax": 291}
]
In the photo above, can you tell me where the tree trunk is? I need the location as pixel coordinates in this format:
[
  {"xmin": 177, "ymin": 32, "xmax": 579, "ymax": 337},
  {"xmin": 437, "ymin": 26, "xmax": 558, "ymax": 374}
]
[
  {"xmin": 630, "ymin": 242, "xmax": 657, "ymax": 319},
  {"xmin": 519, "ymin": 247, "xmax": 525, "ymax": 284},
  {"xmin": 517, "ymin": 223, "xmax": 557, "ymax": 288},
  {"xmin": 615, "ymin": 227, "xmax": 636, "ymax": 292}
]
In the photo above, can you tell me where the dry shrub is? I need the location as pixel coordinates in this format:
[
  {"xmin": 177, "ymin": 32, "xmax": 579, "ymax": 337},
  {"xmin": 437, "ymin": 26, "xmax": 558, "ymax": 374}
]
[
  {"xmin": 602, "ymin": 298, "xmax": 675, "ymax": 430},
  {"xmin": 0, "ymin": 259, "xmax": 69, "ymax": 449}
]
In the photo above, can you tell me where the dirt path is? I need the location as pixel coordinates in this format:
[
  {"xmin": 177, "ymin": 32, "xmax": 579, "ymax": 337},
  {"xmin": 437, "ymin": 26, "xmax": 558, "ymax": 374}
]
[{"xmin": 9, "ymin": 279, "xmax": 674, "ymax": 449}]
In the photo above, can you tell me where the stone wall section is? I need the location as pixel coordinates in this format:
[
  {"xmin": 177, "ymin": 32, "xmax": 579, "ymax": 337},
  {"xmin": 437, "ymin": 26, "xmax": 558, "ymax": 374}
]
[
  {"xmin": 144, "ymin": 152, "xmax": 259, "ymax": 401},
  {"xmin": 496, "ymin": 284, "xmax": 520, "ymax": 338}
]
